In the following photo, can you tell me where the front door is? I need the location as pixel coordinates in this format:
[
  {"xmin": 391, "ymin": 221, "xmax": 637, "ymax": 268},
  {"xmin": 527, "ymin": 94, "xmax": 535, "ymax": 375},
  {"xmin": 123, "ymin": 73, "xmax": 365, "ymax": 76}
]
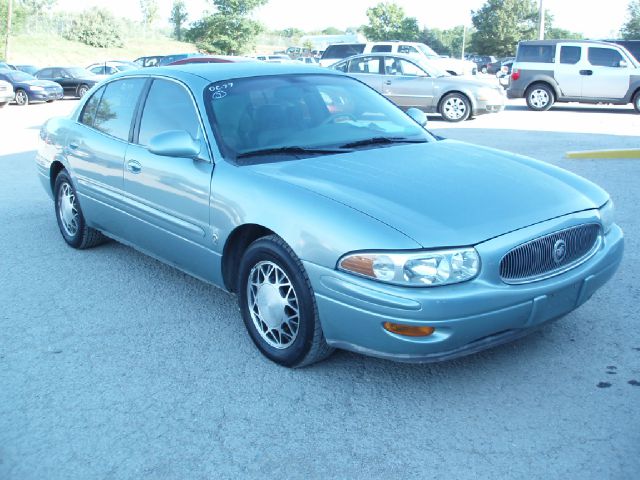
[
  {"xmin": 582, "ymin": 46, "xmax": 631, "ymax": 99},
  {"xmin": 122, "ymin": 78, "xmax": 216, "ymax": 282},
  {"xmin": 381, "ymin": 57, "xmax": 434, "ymax": 109}
]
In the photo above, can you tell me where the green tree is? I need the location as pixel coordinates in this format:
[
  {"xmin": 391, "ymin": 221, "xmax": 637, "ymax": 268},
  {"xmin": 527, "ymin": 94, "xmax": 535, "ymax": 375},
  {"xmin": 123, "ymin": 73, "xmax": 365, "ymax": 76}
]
[
  {"xmin": 621, "ymin": 0, "xmax": 640, "ymax": 39},
  {"xmin": 169, "ymin": 0, "xmax": 188, "ymax": 40},
  {"xmin": 185, "ymin": 0, "xmax": 268, "ymax": 54},
  {"xmin": 139, "ymin": 0, "xmax": 158, "ymax": 34},
  {"xmin": 63, "ymin": 7, "xmax": 123, "ymax": 48},
  {"xmin": 546, "ymin": 27, "xmax": 583, "ymax": 40},
  {"xmin": 321, "ymin": 26, "xmax": 344, "ymax": 35},
  {"xmin": 471, "ymin": 0, "xmax": 538, "ymax": 56},
  {"xmin": 422, "ymin": 26, "xmax": 472, "ymax": 58},
  {"xmin": 362, "ymin": 2, "xmax": 420, "ymax": 42}
]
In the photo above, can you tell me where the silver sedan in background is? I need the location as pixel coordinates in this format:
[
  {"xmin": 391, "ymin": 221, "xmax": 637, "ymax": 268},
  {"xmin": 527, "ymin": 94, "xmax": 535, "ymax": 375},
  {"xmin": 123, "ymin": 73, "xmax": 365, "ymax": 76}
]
[{"xmin": 331, "ymin": 53, "xmax": 506, "ymax": 122}]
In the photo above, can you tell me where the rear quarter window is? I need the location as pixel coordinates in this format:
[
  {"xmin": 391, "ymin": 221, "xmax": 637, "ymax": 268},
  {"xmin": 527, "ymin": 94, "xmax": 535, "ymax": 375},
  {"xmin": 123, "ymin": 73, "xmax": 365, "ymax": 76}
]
[{"xmin": 516, "ymin": 45, "xmax": 555, "ymax": 63}]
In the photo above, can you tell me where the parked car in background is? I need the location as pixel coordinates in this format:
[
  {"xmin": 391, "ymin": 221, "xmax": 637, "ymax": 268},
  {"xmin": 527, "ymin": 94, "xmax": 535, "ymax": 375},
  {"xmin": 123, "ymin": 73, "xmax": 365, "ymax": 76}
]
[
  {"xmin": 0, "ymin": 77, "xmax": 14, "ymax": 107},
  {"xmin": 254, "ymin": 54, "xmax": 295, "ymax": 63},
  {"xmin": 487, "ymin": 57, "xmax": 514, "ymax": 74},
  {"xmin": 472, "ymin": 55, "xmax": 497, "ymax": 74},
  {"xmin": 35, "ymin": 67, "xmax": 103, "ymax": 98},
  {"xmin": 168, "ymin": 55, "xmax": 255, "ymax": 65},
  {"xmin": 86, "ymin": 61, "xmax": 138, "ymax": 75},
  {"xmin": 332, "ymin": 53, "xmax": 505, "ymax": 122},
  {"xmin": 298, "ymin": 57, "xmax": 319, "ymax": 65},
  {"xmin": 497, "ymin": 60, "xmax": 514, "ymax": 88},
  {"xmin": 508, "ymin": 40, "xmax": 640, "ymax": 112},
  {"xmin": 158, "ymin": 53, "xmax": 203, "ymax": 66},
  {"xmin": 13, "ymin": 64, "xmax": 39, "ymax": 75},
  {"xmin": 0, "ymin": 69, "xmax": 63, "ymax": 105},
  {"xmin": 36, "ymin": 63, "xmax": 623, "ymax": 367},
  {"xmin": 321, "ymin": 42, "xmax": 477, "ymax": 75},
  {"xmin": 0, "ymin": 62, "xmax": 16, "ymax": 70},
  {"xmin": 133, "ymin": 55, "xmax": 165, "ymax": 67}
]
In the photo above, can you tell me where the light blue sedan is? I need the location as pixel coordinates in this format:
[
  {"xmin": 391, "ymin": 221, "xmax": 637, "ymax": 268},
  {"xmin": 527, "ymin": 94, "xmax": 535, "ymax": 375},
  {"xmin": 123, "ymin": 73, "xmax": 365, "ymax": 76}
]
[{"xmin": 36, "ymin": 63, "xmax": 624, "ymax": 367}]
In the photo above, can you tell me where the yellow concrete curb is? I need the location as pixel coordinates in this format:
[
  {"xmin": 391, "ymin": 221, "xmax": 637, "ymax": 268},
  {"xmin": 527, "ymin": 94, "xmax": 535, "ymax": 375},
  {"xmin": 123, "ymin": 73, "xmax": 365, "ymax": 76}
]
[{"xmin": 565, "ymin": 149, "xmax": 640, "ymax": 159}]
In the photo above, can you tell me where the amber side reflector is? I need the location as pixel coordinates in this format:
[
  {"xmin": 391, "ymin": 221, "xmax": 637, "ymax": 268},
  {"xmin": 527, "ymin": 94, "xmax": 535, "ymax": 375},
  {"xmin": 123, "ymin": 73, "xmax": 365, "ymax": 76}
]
[
  {"xmin": 383, "ymin": 322, "xmax": 435, "ymax": 337},
  {"xmin": 340, "ymin": 255, "xmax": 375, "ymax": 277}
]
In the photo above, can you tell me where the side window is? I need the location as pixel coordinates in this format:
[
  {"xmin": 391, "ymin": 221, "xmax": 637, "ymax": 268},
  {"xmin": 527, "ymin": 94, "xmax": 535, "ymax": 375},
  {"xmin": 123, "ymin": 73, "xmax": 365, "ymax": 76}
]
[
  {"xmin": 588, "ymin": 47, "xmax": 624, "ymax": 67},
  {"xmin": 517, "ymin": 45, "xmax": 554, "ymax": 63},
  {"xmin": 58, "ymin": 69, "xmax": 70, "ymax": 78},
  {"xmin": 89, "ymin": 66, "xmax": 101, "ymax": 75},
  {"xmin": 348, "ymin": 57, "xmax": 381, "ymax": 75},
  {"xmin": 560, "ymin": 46, "xmax": 581, "ymax": 64},
  {"xmin": 371, "ymin": 45, "xmax": 392, "ymax": 53},
  {"xmin": 38, "ymin": 68, "xmax": 52, "ymax": 78},
  {"xmin": 333, "ymin": 61, "xmax": 348, "ymax": 72},
  {"xmin": 138, "ymin": 79, "xmax": 200, "ymax": 146},
  {"xmin": 79, "ymin": 85, "xmax": 106, "ymax": 127},
  {"xmin": 92, "ymin": 78, "xmax": 146, "ymax": 141},
  {"xmin": 398, "ymin": 45, "xmax": 419, "ymax": 54},
  {"xmin": 398, "ymin": 59, "xmax": 426, "ymax": 76}
]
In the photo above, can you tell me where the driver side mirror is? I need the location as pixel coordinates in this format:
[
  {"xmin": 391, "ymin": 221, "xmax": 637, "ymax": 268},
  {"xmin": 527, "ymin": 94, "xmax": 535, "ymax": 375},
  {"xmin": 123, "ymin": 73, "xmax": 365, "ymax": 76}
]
[
  {"xmin": 618, "ymin": 60, "xmax": 628, "ymax": 68},
  {"xmin": 406, "ymin": 107, "xmax": 427, "ymax": 127}
]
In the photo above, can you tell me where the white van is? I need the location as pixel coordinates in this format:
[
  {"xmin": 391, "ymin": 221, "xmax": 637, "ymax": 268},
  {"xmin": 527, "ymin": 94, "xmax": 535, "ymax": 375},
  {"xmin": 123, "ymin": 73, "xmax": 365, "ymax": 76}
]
[{"xmin": 508, "ymin": 40, "xmax": 640, "ymax": 112}]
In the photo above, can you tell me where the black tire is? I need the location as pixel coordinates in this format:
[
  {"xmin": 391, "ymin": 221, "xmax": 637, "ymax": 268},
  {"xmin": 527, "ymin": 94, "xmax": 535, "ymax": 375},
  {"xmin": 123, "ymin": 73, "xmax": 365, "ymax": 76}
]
[
  {"xmin": 77, "ymin": 84, "xmax": 89, "ymax": 98},
  {"xmin": 14, "ymin": 89, "xmax": 28, "ymax": 106},
  {"xmin": 633, "ymin": 91, "xmax": 640, "ymax": 114},
  {"xmin": 54, "ymin": 171, "xmax": 107, "ymax": 249},
  {"xmin": 46, "ymin": 99, "xmax": 55, "ymax": 103},
  {"xmin": 481, "ymin": 66, "xmax": 488, "ymax": 74},
  {"xmin": 439, "ymin": 92, "xmax": 472, "ymax": 122},
  {"xmin": 0, "ymin": 101, "xmax": 6, "ymax": 108},
  {"xmin": 237, "ymin": 234, "xmax": 334, "ymax": 367},
  {"xmin": 525, "ymin": 83, "xmax": 555, "ymax": 111}
]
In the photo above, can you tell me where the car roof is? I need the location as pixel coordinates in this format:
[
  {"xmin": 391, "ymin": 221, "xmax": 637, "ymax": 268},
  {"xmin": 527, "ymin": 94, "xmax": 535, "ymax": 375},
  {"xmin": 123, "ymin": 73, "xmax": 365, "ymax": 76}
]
[
  {"xmin": 332, "ymin": 52, "xmax": 423, "ymax": 62},
  {"xmin": 519, "ymin": 39, "xmax": 621, "ymax": 48},
  {"xmin": 119, "ymin": 63, "xmax": 337, "ymax": 82}
]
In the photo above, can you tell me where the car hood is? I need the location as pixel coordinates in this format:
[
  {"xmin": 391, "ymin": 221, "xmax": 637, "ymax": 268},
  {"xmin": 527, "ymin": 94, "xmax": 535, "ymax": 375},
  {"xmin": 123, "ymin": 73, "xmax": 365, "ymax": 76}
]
[{"xmin": 250, "ymin": 140, "xmax": 608, "ymax": 247}]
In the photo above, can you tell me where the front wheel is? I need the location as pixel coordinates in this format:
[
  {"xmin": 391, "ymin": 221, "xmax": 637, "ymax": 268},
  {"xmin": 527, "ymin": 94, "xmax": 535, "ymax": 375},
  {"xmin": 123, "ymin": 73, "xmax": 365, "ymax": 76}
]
[
  {"xmin": 439, "ymin": 93, "xmax": 471, "ymax": 122},
  {"xmin": 14, "ymin": 89, "xmax": 29, "ymax": 106},
  {"xmin": 0, "ymin": 101, "xmax": 7, "ymax": 108},
  {"xmin": 54, "ymin": 171, "xmax": 107, "ymax": 249},
  {"xmin": 526, "ymin": 84, "xmax": 555, "ymax": 111},
  {"xmin": 633, "ymin": 91, "xmax": 640, "ymax": 114},
  {"xmin": 77, "ymin": 84, "xmax": 89, "ymax": 98},
  {"xmin": 237, "ymin": 235, "xmax": 333, "ymax": 367}
]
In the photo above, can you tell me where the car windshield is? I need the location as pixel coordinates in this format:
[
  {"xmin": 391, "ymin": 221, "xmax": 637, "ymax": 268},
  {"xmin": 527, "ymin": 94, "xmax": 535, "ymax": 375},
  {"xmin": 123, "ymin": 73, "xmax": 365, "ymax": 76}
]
[
  {"xmin": 115, "ymin": 63, "xmax": 135, "ymax": 71},
  {"xmin": 416, "ymin": 44, "xmax": 439, "ymax": 59},
  {"xmin": 618, "ymin": 45, "xmax": 640, "ymax": 68},
  {"xmin": 67, "ymin": 67, "xmax": 93, "ymax": 77},
  {"xmin": 205, "ymin": 74, "xmax": 433, "ymax": 163},
  {"xmin": 6, "ymin": 71, "xmax": 35, "ymax": 82}
]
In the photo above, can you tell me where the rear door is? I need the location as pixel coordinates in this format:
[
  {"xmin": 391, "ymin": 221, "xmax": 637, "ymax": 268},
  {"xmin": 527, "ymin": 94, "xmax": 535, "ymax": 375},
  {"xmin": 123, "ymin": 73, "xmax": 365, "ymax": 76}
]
[
  {"xmin": 582, "ymin": 46, "xmax": 631, "ymax": 99},
  {"xmin": 554, "ymin": 44, "xmax": 584, "ymax": 97},
  {"xmin": 381, "ymin": 57, "xmax": 434, "ymax": 109},
  {"xmin": 122, "ymin": 77, "xmax": 215, "ymax": 281},
  {"xmin": 66, "ymin": 78, "xmax": 147, "ymax": 235}
]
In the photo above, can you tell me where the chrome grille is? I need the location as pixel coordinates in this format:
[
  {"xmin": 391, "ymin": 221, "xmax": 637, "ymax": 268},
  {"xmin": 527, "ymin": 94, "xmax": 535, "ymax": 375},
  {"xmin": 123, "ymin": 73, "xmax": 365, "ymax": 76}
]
[{"xmin": 500, "ymin": 224, "xmax": 601, "ymax": 284}]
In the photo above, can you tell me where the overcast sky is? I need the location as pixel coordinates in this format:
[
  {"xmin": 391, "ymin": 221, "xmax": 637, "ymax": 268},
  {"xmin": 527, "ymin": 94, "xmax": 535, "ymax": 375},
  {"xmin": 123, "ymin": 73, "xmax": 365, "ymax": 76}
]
[{"xmin": 54, "ymin": 0, "xmax": 631, "ymax": 39}]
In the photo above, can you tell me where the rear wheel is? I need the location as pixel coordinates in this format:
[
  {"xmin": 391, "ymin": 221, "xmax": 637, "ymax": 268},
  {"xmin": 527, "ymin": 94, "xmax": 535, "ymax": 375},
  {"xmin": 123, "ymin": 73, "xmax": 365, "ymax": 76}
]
[
  {"xmin": 237, "ymin": 235, "xmax": 333, "ymax": 367},
  {"xmin": 14, "ymin": 89, "xmax": 28, "ymax": 106},
  {"xmin": 526, "ymin": 83, "xmax": 555, "ymax": 111},
  {"xmin": 77, "ymin": 84, "xmax": 89, "ymax": 98},
  {"xmin": 439, "ymin": 93, "xmax": 471, "ymax": 122},
  {"xmin": 0, "ymin": 101, "xmax": 7, "ymax": 108},
  {"xmin": 633, "ymin": 91, "xmax": 640, "ymax": 114},
  {"xmin": 54, "ymin": 171, "xmax": 107, "ymax": 249}
]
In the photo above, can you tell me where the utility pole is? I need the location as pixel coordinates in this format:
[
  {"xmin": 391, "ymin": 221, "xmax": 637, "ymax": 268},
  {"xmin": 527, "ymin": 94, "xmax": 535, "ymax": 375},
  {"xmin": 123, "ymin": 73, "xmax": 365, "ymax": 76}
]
[
  {"xmin": 461, "ymin": 25, "xmax": 466, "ymax": 60},
  {"xmin": 3, "ymin": 0, "xmax": 12, "ymax": 61},
  {"xmin": 538, "ymin": 0, "xmax": 545, "ymax": 40}
]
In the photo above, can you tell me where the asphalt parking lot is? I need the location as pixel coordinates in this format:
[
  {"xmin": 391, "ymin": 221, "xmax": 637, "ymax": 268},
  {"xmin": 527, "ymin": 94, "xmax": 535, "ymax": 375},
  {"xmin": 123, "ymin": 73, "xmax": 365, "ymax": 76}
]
[{"xmin": 1, "ymin": 99, "xmax": 639, "ymax": 479}]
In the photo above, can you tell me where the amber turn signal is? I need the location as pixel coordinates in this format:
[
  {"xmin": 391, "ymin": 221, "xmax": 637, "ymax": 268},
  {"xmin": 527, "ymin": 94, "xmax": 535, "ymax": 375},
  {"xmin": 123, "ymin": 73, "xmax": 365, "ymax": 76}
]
[{"xmin": 383, "ymin": 322, "xmax": 435, "ymax": 337}]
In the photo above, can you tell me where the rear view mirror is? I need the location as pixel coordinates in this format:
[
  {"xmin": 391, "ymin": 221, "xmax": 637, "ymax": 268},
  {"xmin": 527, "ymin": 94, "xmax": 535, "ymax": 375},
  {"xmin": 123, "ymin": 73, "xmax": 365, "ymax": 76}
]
[
  {"xmin": 406, "ymin": 107, "xmax": 428, "ymax": 127},
  {"xmin": 148, "ymin": 130, "xmax": 201, "ymax": 158}
]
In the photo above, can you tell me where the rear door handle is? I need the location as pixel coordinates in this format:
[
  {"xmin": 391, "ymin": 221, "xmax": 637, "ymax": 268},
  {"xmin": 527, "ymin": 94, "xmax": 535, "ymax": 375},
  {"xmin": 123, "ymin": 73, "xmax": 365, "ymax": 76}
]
[
  {"xmin": 579, "ymin": 70, "xmax": 593, "ymax": 76},
  {"xmin": 126, "ymin": 160, "xmax": 142, "ymax": 174}
]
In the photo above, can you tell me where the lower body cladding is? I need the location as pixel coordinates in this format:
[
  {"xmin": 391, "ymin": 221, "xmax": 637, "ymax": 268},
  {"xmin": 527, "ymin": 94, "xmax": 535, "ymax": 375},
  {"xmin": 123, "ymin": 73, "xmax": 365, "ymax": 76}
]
[
  {"xmin": 474, "ymin": 97, "xmax": 506, "ymax": 116},
  {"xmin": 305, "ymin": 213, "xmax": 623, "ymax": 363}
]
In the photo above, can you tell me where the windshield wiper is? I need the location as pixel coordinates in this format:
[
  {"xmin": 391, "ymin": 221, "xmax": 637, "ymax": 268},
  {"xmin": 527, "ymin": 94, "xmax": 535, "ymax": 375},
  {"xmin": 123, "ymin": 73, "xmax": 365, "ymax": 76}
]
[
  {"xmin": 236, "ymin": 146, "xmax": 348, "ymax": 160},
  {"xmin": 340, "ymin": 137, "xmax": 427, "ymax": 149}
]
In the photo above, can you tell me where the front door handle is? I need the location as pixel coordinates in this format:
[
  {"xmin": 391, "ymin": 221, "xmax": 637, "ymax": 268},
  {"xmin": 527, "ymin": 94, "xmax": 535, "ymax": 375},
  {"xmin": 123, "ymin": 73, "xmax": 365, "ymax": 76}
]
[
  {"xmin": 127, "ymin": 160, "xmax": 142, "ymax": 174},
  {"xmin": 384, "ymin": 80, "xmax": 392, "ymax": 85},
  {"xmin": 579, "ymin": 70, "xmax": 593, "ymax": 76}
]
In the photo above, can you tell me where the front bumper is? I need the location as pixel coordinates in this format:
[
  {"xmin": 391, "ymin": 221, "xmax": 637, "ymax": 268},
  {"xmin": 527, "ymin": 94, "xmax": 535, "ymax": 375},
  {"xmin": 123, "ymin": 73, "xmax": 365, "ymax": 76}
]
[
  {"xmin": 30, "ymin": 90, "xmax": 64, "ymax": 101},
  {"xmin": 474, "ymin": 94, "xmax": 506, "ymax": 115},
  {"xmin": 305, "ymin": 211, "xmax": 623, "ymax": 363},
  {"xmin": 0, "ymin": 92, "xmax": 14, "ymax": 103}
]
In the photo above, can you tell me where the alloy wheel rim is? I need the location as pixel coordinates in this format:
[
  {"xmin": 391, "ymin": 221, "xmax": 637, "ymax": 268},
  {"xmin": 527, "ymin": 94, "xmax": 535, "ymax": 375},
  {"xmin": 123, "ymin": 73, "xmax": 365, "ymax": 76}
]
[
  {"xmin": 78, "ymin": 87, "xmax": 88, "ymax": 97},
  {"xmin": 247, "ymin": 260, "xmax": 300, "ymax": 349},
  {"xmin": 443, "ymin": 97, "xmax": 466, "ymax": 120},
  {"xmin": 530, "ymin": 89, "xmax": 549, "ymax": 108},
  {"xmin": 16, "ymin": 91, "xmax": 27, "ymax": 105},
  {"xmin": 58, "ymin": 182, "xmax": 79, "ymax": 237}
]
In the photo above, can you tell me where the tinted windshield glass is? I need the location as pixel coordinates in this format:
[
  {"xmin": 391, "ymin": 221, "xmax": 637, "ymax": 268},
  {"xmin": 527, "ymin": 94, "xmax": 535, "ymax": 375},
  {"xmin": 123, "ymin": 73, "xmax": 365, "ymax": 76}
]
[
  {"xmin": 416, "ymin": 44, "xmax": 439, "ymax": 58},
  {"xmin": 67, "ymin": 67, "xmax": 93, "ymax": 77},
  {"xmin": 7, "ymin": 71, "xmax": 35, "ymax": 82},
  {"xmin": 205, "ymin": 74, "xmax": 432, "ymax": 162}
]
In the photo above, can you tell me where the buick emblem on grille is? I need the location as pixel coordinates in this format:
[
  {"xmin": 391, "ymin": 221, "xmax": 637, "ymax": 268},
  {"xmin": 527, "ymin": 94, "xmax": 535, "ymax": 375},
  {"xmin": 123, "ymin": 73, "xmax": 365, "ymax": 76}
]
[{"xmin": 553, "ymin": 239, "xmax": 567, "ymax": 264}]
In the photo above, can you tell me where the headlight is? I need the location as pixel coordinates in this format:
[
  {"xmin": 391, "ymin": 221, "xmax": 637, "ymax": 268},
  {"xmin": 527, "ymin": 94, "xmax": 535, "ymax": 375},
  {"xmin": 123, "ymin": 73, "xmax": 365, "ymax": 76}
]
[
  {"xmin": 338, "ymin": 248, "xmax": 480, "ymax": 287},
  {"xmin": 599, "ymin": 200, "xmax": 615, "ymax": 234},
  {"xmin": 29, "ymin": 86, "xmax": 44, "ymax": 91}
]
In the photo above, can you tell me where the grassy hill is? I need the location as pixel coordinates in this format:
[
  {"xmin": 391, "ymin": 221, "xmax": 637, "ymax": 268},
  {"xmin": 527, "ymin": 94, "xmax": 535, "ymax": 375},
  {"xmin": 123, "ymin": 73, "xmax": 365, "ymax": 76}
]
[{"xmin": 6, "ymin": 34, "xmax": 199, "ymax": 66}]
